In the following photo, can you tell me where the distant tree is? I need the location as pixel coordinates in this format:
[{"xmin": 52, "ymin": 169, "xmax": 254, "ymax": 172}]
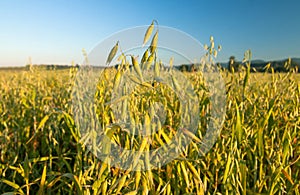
[
  {"xmin": 228, "ymin": 56, "xmax": 239, "ymax": 72},
  {"xmin": 216, "ymin": 62, "xmax": 224, "ymax": 71},
  {"xmin": 228, "ymin": 56, "xmax": 235, "ymax": 72},
  {"xmin": 179, "ymin": 64, "xmax": 188, "ymax": 72},
  {"xmin": 190, "ymin": 64, "xmax": 196, "ymax": 72}
]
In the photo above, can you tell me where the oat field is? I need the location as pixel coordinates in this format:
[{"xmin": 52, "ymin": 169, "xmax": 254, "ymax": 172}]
[{"xmin": 0, "ymin": 63, "xmax": 299, "ymax": 194}]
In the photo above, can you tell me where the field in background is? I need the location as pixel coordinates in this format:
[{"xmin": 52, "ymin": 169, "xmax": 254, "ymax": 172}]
[{"xmin": 0, "ymin": 67, "xmax": 300, "ymax": 194}]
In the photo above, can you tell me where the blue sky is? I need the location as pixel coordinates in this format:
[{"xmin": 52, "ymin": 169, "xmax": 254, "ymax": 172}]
[{"xmin": 0, "ymin": 0, "xmax": 299, "ymax": 66}]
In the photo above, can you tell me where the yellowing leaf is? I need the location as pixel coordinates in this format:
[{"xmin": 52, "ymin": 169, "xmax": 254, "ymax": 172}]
[
  {"xmin": 37, "ymin": 163, "xmax": 47, "ymax": 195},
  {"xmin": 131, "ymin": 55, "xmax": 143, "ymax": 82},
  {"xmin": 37, "ymin": 115, "xmax": 49, "ymax": 130},
  {"xmin": 106, "ymin": 41, "xmax": 119, "ymax": 65},
  {"xmin": 140, "ymin": 49, "xmax": 149, "ymax": 65},
  {"xmin": 150, "ymin": 31, "xmax": 158, "ymax": 53},
  {"xmin": 143, "ymin": 21, "xmax": 154, "ymax": 46},
  {"xmin": 169, "ymin": 57, "xmax": 174, "ymax": 68},
  {"xmin": 113, "ymin": 70, "xmax": 122, "ymax": 89}
]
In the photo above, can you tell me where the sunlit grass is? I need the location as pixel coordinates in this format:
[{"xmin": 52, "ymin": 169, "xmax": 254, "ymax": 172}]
[{"xmin": 0, "ymin": 65, "xmax": 299, "ymax": 194}]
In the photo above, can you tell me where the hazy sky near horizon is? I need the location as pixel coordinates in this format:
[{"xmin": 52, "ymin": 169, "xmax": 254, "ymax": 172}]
[{"xmin": 0, "ymin": 0, "xmax": 299, "ymax": 66}]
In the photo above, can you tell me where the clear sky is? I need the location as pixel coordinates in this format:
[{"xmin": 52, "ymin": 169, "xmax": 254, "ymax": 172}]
[{"xmin": 0, "ymin": 0, "xmax": 299, "ymax": 66}]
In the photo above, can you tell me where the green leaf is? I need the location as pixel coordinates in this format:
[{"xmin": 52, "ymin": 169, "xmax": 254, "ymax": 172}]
[
  {"xmin": 61, "ymin": 173, "xmax": 83, "ymax": 195},
  {"xmin": 257, "ymin": 128, "xmax": 264, "ymax": 157},
  {"xmin": 235, "ymin": 103, "xmax": 243, "ymax": 144},
  {"xmin": 0, "ymin": 179, "xmax": 25, "ymax": 195}
]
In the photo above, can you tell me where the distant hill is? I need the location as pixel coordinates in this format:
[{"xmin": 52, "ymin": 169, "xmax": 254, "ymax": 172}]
[
  {"xmin": 251, "ymin": 59, "xmax": 266, "ymax": 64},
  {"xmin": 218, "ymin": 57, "xmax": 300, "ymax": 73},
  {"xmin": 1, "ymin": 57, "xmax": 299, "ymax": 73},
  {"xmin": 290, "ymin": 58, "xmax": 300, "ymax": 64}
]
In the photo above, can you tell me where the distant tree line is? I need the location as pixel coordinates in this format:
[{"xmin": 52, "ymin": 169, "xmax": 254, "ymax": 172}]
[
  {"xmin": 2, "ymin": 58, "xmax": 299, "ymax": 73},
  {"xmin": 25, "ymin": 64, "xmax": 80, "ymax": 71},
  {"xmin": 227, "ymin": 56, "xmax": 300, "ymax": 73}
]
